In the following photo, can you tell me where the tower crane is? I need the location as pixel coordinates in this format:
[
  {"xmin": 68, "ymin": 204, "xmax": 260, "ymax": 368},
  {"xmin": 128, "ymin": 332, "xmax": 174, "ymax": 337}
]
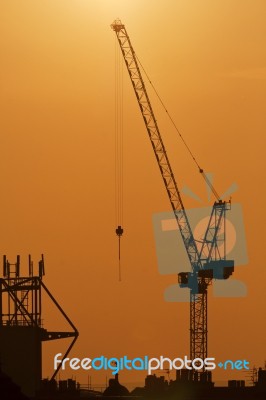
[{"xmin": 111, "ymin": 19, "xmax": 234, "ymax": 369}]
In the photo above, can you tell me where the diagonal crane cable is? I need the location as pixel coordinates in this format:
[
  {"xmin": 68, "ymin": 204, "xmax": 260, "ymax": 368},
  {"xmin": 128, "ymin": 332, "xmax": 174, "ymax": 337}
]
[{"xmin": 136, "ymin": 55, "xmax": 221, "ymax": 202}]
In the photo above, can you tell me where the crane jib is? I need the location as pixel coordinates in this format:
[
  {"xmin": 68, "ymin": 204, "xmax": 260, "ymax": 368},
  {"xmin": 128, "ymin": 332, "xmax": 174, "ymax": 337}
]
[{"xmin": 111, "ymin": 20, "xmax": 201, "ymax": 271}]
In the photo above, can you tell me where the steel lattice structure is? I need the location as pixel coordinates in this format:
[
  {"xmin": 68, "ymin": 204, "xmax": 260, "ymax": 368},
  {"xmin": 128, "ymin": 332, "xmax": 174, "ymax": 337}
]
[
  {"xmin": 0, "ymin": 255, "xmax": 79, "ymax": 382},
  {"xmin": 111, "ymin": 19, "xmax": 234, "ymax": 367}
]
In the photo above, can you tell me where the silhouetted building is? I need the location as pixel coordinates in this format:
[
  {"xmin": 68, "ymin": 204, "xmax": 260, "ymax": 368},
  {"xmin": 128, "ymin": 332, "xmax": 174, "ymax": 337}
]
[
  {"xmin": 0, "ymin": 325, "xmax": 42, "ymax": 397},
  {"xmin": 103, "ymin": 373, "xmax": 129, "ymax": 396},
  {"xmin": 0, "ymin": 362, "xmax": 29, "ymax": 400}
]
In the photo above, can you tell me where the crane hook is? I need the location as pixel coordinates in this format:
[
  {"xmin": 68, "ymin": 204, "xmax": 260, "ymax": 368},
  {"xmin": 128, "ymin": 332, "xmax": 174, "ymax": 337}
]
[
  {"xmin": 115, "ymin": 226, "xmax": 124, "ymax": 281},
  {"xmin": 116, "ymin": 225, "xmax": 124, "ymax": 237}
]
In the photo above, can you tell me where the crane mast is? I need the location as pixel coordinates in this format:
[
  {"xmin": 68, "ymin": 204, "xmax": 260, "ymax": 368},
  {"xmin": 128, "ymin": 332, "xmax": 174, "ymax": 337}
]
[{"xmin": 111, "ymin": 19, "xmax": 234, "ymax": 366}]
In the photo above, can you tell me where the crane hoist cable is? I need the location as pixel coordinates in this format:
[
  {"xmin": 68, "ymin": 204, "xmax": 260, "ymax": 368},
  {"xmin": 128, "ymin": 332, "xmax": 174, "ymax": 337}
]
[
  {"xmin": 136, "ymin": 54, "xmax": 221, "ymax": 202},
  {"xmin": 115, "ymin": 36, "xmax": 124, "ymax": 281}
]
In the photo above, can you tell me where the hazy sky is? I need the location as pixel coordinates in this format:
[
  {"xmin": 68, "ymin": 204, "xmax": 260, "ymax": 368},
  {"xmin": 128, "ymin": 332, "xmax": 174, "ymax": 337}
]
[{"xmin": 0, "ymin": 0, "xmax": 265, "ymax": 386}]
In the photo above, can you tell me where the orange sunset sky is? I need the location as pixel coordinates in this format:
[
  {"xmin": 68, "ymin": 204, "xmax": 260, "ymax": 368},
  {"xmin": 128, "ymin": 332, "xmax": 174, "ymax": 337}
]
[{"xmin": 0, "ymin": 0, "xmax": 265, "ymax": 386}]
